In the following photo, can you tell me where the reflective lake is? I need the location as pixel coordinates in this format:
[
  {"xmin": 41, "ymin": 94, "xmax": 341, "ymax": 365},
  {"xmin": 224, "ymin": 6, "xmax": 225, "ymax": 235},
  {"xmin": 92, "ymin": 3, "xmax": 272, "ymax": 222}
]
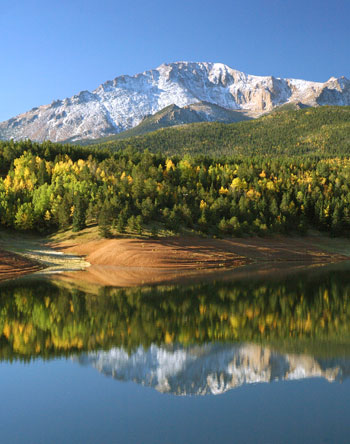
[{"xmin": 1, "ymin": 263, "xmax": 350, "ymax": 443}]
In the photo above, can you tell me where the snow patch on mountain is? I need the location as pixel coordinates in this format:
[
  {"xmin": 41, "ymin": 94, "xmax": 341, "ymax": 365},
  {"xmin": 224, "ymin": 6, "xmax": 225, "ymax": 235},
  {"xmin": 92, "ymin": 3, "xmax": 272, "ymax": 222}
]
[{"xmin": 1, "ymin": 62, "xmax": 350, "ymax": 143}]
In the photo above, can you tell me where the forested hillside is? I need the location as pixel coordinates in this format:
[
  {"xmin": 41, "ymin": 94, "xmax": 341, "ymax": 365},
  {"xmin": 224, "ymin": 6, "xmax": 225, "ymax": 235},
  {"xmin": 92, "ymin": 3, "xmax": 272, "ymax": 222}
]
[
  {"xmin": 0, "ymin": 140, "xmax": 350, "ymax": 236},
  {"xmin": 89, "ymin": 102, "xmax": 251, "ymax": 141},
  {"xmin": 88, "ymin": 106, "xmax": 350, "ymax": 157}
]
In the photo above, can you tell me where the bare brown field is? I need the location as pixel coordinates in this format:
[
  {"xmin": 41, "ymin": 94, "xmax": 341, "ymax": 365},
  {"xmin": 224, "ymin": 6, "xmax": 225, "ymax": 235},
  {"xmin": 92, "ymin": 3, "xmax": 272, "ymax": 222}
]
[
  {"xmin": 52, "ymin": 235, "xmax": 349, "ymax": 287},
  {"xmin": 54, "ymin": 235, "xmax": 348, "ymax": 267},
  {"xmin": 1, "ymin": 230, "xmax": 349, "ymax": 286}
]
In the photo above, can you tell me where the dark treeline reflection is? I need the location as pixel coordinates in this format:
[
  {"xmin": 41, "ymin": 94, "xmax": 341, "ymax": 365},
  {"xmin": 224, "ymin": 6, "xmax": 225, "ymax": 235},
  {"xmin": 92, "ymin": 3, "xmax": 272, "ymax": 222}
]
[{"xmin": 1, "ymin": 267, "xmax": 350, "ymax": 361}]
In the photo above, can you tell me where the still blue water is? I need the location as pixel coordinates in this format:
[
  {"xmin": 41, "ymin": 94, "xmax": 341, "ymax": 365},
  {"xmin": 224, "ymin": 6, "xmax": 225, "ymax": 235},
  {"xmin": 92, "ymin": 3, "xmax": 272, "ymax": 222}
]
[
  {"xmin": 0, "ymin": 360, "xmax": 350, "ymax": 444},
  {"xmin": 1, "ymin": 358, "xmax": 349, "ymax": 444}
]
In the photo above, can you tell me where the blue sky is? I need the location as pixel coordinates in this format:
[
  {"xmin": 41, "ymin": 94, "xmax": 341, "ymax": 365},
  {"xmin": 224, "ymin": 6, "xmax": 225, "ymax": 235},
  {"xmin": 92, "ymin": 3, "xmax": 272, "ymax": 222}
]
[{"xmin": 0, "ymin": 0, "xmax": 349, "ymax": 121}]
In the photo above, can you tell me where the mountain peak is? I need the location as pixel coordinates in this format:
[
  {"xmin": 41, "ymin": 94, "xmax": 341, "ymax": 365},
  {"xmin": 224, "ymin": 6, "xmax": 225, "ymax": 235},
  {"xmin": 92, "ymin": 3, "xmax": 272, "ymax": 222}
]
[{"xmin": 1, "ymin": 62, "xmax": 350, "ymax": 143}]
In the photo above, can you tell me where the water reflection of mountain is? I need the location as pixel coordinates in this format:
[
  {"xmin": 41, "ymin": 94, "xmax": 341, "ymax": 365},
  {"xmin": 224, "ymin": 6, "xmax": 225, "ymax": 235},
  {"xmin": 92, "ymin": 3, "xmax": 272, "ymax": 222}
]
[{"xmin": 77, "ymin": 343, "xmax": 350, "ymax": 396}]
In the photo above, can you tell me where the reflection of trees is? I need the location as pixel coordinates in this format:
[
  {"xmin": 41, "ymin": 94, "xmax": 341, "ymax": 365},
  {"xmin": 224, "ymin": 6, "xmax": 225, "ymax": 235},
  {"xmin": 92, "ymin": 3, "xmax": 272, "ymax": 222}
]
[{"xmin": 1, "ymin": 270, "xmax": 350, "ymax": 361}]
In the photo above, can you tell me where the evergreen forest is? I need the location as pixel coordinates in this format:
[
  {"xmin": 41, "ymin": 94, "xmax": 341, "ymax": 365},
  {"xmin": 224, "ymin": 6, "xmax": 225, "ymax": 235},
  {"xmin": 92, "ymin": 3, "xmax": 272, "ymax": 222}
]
[
  {"xmin": 1, "ymin": 106, "xmax": 350, "ymax": 237},
  {"xmin": 89, "ymin": 106, "xmax": 350, "ymax": 157}
]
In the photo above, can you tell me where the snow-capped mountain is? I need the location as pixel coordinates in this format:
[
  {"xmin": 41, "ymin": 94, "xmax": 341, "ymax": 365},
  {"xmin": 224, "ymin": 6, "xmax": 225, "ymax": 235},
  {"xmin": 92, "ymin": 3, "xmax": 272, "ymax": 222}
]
[
  {"xmin": 76, "ymin": 343, "xmax": 350, "ymax": 396},
  {"xmin": 1, "ymin": 62, "xmax": 350, "ymax": 142}
]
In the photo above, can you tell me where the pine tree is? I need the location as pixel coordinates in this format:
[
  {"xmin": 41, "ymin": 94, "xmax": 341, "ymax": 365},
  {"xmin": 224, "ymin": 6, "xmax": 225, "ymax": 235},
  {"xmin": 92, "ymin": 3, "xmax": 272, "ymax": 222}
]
[
  {"xmin": 37, "ymin": 160, "xmax": 48, "ymax": 186},
  {"xmin": 116, "ymin": 214, "xmax": 126, "ymax": 233},
  {"xmin": 72, "ymin": 194, "xmax": 87, "ymax": 232},
  {"xmin": 98, "ymin": 204, "xmax": 112, "ymax": 238},
  {"xmin": 58, "ymin": 195, "xmax": 71, "ymax": 230}
]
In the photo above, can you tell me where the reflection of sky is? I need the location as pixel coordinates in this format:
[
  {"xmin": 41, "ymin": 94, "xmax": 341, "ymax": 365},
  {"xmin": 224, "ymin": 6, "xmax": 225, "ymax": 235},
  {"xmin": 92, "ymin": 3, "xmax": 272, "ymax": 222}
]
[{"xmin": 0, "ymin": 357, "xmax": 350, "ymax": 444}]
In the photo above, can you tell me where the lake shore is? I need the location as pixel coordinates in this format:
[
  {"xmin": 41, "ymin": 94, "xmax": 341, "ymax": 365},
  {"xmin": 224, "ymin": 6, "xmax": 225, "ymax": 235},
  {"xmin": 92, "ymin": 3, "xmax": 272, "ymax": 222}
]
[
  {"xmin": 54, "ymin": 235, "xmax": 349, "ymax": 266},
  {"xmin": 1, "ymin": 231, "xmax": 349, "ymax": 285},
  {"xmin": 0, "ymin": 231, "xmax": 89, "ymax": 282},
  {"xmin": 0, "ymin": 248, "xmax": 43, "ymax": 281},
  {"xmin": 52, "ymin": 234, "xmax": 350, "ymax": 287}
]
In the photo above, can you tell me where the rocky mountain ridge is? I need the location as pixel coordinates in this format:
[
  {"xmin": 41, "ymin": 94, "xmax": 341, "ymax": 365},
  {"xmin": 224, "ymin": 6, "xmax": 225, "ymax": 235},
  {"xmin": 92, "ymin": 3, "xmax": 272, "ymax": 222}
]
[
  {"xmin": 76, "ymin": 343, "xmax": 350, "ymax": 396},
  {"xmin": 1, "ymin": 61, "xmax": 350, "ymax": 142},
  {"xmin": 107, "ymin": 101, "xmax": 251, "ymax": 140}
]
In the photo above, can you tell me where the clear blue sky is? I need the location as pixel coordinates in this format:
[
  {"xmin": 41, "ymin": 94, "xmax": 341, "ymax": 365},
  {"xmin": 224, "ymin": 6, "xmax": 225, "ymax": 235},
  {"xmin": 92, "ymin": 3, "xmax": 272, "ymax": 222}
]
[{"xmin": 0, "ymin": 0, "xmax": 349, "ymax": 122}]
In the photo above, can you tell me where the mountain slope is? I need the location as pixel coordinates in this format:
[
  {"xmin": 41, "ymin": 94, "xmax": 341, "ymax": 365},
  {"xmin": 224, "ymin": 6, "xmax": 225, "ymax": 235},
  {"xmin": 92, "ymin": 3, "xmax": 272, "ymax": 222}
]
[
  {"xmin": 96, "ymin": 101, "xmax": 251, "ymax": 140},
  {"xmin": 89, "ymin": 106, "xmax": 350, "ymax": 156},
  {"xmin": 1, "ymin": 61, "xmax": 350, "ymax": 143}
]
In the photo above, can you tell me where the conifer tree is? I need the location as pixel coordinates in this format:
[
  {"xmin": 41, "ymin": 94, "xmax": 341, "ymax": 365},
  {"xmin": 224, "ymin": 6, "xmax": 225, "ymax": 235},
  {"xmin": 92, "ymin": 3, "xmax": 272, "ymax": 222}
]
[{"xmin": 72, "ymin": 193, "xmax": 87, "ymax": 232}]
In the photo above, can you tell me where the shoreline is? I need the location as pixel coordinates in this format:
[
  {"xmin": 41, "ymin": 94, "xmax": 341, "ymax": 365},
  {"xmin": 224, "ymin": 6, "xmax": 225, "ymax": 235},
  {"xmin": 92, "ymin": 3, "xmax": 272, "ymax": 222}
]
[
  {"xmin": 0, "ymin": 231, "xmax": 89, "ymax": 282},
  {"xmin": 1, "ymin": 233, "xmax": 350, "ymax": 286},
  {"xmin": 54, "ymin": 234, "xmax": 350, "ymax": 266},
  {"xmin": 52, "ymin": 234, "xmax": 349, "ymax": 287},
  {"xmin": 0, "ymin": 249, "xmax": 43, "ymax": 282}
]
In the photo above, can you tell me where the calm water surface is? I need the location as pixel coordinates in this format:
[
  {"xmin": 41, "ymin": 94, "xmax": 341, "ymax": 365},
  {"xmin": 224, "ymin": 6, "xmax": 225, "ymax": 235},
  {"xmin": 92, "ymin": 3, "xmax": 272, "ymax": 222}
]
[{"xmin": 1, "ymin": 264, "xmax": 350, "ymax": 443}]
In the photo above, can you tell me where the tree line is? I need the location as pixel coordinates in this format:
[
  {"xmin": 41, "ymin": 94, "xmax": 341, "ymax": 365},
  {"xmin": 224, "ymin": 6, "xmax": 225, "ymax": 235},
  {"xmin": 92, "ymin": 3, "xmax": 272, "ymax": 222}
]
[
  {"xmin": 0, "ymin": 139, "xmax": 350, "ymax": 236},
  {"xmin": 90, "ymin": 105, "xmax": 350, "ymax": 157}
]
